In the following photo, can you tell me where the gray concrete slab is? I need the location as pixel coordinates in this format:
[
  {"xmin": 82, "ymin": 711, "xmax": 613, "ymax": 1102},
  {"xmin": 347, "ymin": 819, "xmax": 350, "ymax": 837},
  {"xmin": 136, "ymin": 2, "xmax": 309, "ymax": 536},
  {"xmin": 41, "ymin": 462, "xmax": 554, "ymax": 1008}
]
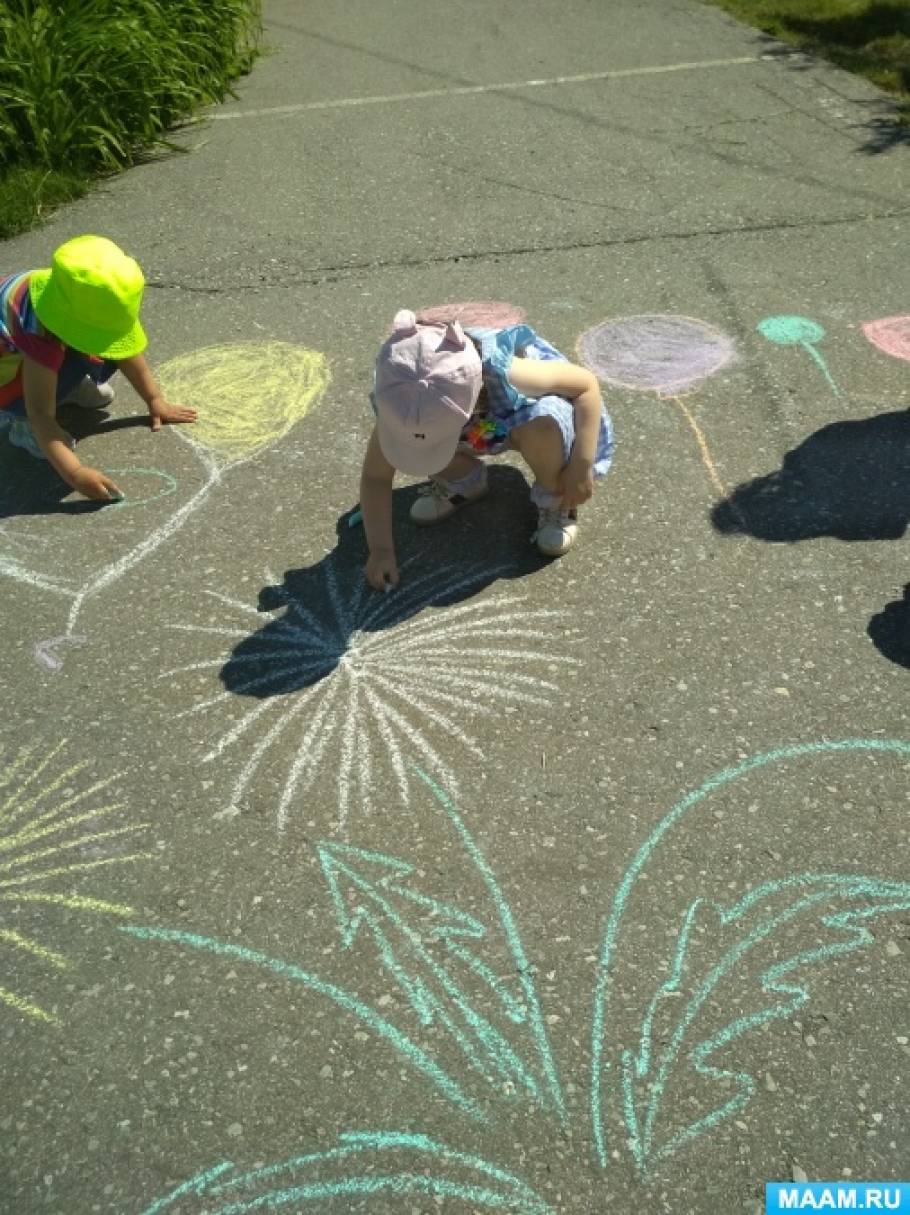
[{"xmin": 1, "ymin": 2, "xmax": 908, "ymax": 1212}]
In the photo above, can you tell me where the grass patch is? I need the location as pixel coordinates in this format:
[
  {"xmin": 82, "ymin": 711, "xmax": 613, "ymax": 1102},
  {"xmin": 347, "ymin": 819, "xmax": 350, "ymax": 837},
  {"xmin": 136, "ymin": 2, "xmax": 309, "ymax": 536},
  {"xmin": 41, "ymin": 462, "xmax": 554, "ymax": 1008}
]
[
  {"xmin": 704, "ymin": 0, "xmax": 909, "ymax": 115},
  {"xmin": 0, "ymin": 0, "xmax": 262, "ymax": 239}
]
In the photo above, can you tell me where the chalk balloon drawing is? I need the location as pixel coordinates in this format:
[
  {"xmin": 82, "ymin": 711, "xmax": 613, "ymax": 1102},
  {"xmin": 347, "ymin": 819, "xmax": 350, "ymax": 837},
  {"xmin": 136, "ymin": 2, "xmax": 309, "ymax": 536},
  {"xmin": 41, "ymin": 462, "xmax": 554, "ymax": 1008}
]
[
  {"xmin": 164, "ymin": 563, "xmax": 577, "ymax": 833},
  {"xmin": 0, "ymin": 738, "xmax": 149, "ymax": 1025},
  {"xmin": 415, "ymin": 300, "xmax": 527, "ymax": 331},
  {"xmin": 162, "ymin": 342, "xmax": 330, "ymax": 468},
  {"xmin": 757, "ymin": 315, "xmax": 842, "ymax": 397},
  {"xmin": 1, "ymin": 342, "xmax": 329, "ymax": 670},
  {"xmin": 578, "ymin": 314, "xmax": 735, "ymax": 395},
  {"xmin": 137, "ymin": 741, "xmax": 910, "ymax": 1212},
  {"xmin": 863, "ymin": 315, "xmax": 910, "ymax": 365},
  {"xmin": 577, "ymin": 315, "xmax": 736, "ymax": 502}
]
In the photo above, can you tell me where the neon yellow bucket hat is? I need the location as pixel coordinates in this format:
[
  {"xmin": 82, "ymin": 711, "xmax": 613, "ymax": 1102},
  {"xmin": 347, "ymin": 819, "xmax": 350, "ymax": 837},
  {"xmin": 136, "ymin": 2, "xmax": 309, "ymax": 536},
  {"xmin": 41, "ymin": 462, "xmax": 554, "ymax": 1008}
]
[{"xmin": 29, "ymin": 234, "xmax": 147, "ymax": 359}]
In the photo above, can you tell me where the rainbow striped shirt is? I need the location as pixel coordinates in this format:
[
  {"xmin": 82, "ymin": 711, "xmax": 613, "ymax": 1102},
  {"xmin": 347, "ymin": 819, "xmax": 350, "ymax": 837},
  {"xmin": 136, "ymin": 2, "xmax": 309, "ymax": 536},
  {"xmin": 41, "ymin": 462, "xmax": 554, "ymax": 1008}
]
[{"xmin": 0, "ymin": 272, "xmax": 66, "ymax": 410}]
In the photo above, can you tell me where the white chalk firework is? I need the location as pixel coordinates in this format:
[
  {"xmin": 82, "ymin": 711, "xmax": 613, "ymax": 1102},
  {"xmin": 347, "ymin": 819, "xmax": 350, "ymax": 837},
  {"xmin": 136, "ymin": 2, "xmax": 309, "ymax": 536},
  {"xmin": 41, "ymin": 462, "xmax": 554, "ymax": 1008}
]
[{"xmin": 165, "ymin": 562, "xmax": 578, "ymax": 832}]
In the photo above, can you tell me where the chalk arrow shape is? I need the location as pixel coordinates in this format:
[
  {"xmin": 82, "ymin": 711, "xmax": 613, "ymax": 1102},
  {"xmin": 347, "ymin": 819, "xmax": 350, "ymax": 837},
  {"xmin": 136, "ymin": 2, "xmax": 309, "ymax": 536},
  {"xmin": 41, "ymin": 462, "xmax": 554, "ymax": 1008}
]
[
  {"xmin": 319, "ymin": 843, "xmax": 483, "ymax": 942},
  {"xmin": 317, "ymin": 841, "xmax": 540, "ymax": 1101},
  {"xmin": 319, "ymin": 842, "xmax": 526, "ymax": 1021}
]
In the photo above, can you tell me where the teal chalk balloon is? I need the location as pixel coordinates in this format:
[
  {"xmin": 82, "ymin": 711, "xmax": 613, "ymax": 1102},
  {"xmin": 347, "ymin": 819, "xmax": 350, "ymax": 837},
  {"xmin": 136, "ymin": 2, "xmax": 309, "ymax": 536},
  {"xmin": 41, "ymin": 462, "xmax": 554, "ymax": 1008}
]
[
  {"xmin": 757, "ymin": 315, "xmax": 826, "ymax": 346},
  {"xmin": 757, "ymin": 314, "xmax": 841, "ymax": 396}
]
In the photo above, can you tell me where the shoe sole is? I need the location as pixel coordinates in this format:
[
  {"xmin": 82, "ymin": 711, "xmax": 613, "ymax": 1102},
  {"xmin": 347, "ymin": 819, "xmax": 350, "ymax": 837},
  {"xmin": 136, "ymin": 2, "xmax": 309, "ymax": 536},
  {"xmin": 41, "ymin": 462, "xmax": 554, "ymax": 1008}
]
[
  {"xmin": 536, "ymin": 537, "xmax": 576, "ymax": 557},
  {"xmin": 62, "ymin": 393, "xmax": 114, "ymax": 409}
]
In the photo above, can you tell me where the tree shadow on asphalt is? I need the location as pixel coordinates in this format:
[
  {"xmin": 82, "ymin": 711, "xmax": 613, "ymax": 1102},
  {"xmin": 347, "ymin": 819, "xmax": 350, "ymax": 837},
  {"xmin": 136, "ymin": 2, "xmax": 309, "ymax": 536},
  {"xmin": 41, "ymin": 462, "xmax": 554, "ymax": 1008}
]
[
  {"xmin": 219, "ymin": 463, "xmax": 552, "ymax": 698},
  {"xmin": 712, "ymin": 410, "xmax": 910, "ymax": 542},
  {"xmin": 867, "ymin": 583, "xmax": 910, "ymax": 667},
  {"xmin": 711, "ymin": 408, "xmax": 910, "ymax": 668},
  {"xmin": 748, "ymin": 37, "xmax": 908, "ymax": 154}
]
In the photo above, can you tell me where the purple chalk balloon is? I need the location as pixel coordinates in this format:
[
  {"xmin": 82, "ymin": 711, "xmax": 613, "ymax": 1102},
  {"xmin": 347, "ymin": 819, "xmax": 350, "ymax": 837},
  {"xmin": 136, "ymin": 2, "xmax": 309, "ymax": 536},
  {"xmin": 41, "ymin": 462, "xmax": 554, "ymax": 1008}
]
[{"xmin": 578, "ymin": 314, "xmax": 735, "ymax": 395}]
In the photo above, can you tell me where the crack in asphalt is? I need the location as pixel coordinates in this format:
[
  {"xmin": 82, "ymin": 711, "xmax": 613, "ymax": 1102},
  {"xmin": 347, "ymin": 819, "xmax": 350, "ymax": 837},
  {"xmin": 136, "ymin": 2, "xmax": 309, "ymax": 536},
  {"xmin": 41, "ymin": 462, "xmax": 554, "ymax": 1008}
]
[{"xmin": 146, "ymin": 205, "xmax": 910, "ymax": 295}]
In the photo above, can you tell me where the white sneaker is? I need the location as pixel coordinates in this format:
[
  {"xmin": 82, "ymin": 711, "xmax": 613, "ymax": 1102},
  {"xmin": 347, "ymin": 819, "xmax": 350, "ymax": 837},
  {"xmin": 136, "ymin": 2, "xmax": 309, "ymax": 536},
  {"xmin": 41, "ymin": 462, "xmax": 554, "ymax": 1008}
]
[
  {"xmin": 62, "ymin": 375, "xmax": 114, "ymax": 409},
  {"xmin": 533, "ymin": 503, "xmax": 579, "ymax": 557},
  {"xmin": 410, "ymin": 466, "xmax": 489, "ymax": 525}
]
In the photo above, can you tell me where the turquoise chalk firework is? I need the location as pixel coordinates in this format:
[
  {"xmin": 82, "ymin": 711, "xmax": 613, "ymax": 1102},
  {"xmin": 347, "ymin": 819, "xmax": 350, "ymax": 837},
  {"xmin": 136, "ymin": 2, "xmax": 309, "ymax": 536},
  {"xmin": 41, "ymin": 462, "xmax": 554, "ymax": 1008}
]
[{"xmin": 137, "ymin": 740, "xmax": 910, "ymax": 1208}]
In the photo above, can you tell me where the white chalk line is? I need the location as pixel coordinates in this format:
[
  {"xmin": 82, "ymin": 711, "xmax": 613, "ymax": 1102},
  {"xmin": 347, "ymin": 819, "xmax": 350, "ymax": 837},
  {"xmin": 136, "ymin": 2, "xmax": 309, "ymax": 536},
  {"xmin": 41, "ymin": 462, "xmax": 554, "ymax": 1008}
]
[
  {"xmin": 370, "ymin": 672, "xmax": 485, "ymax": 759},
  {"xmin": 365, "ymin": 687, "xmax": 460, "ymax": 803},
  {"xmin": 362, "ymin": 685, "xmax": 411, "ymax": 806},
  {"xmin": 356, "ymin": 604, "xmax": 561, "ymax": 657},
  {"xmin": 379, "ymin": 662, "xmax": 554, "ymax": 708},
  {"xmin": 277, "ymin": 678, "xmax": 345, "ymax": 831},
  {"xmin": 208, "ymin": 57, "xmax": 761, "ymax": 122},
  {"xmin": 168, "ymin": 576, "xmax": 572, "ymax": 830},
  {"xmin": 355, "ymin": 603, "xmax": 565, "ymax": 660},
  {"xmin": 223, "ymin": 685, "xmax": 324, "ymax": 804},
  {"xmin": 337, "ymin": 679, "xmax": 360, "ymax": 832},
  {"xmin": 206, "ymin": 596, "xmax": 334, "ymax": 650},
  {"xmin": 357, "ymin": 563, "xmax": 472, "ymax": 632}
]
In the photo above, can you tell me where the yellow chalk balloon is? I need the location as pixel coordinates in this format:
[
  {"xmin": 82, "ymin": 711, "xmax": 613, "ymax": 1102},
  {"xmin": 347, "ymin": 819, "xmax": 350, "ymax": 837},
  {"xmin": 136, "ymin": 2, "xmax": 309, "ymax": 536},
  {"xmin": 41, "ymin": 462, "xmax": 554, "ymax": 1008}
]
[{"xmin": 158, "ymin": 342, "xmax": 330, "ymax": 467}]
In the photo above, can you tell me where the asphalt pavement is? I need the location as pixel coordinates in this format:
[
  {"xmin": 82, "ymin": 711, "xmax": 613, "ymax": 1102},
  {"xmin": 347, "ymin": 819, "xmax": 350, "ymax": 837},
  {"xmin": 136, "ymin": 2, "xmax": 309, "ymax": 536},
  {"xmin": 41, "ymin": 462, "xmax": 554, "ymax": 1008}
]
[{"xmin": 1, "ymin": 1, "xmax": 908, "ymax": 1212}]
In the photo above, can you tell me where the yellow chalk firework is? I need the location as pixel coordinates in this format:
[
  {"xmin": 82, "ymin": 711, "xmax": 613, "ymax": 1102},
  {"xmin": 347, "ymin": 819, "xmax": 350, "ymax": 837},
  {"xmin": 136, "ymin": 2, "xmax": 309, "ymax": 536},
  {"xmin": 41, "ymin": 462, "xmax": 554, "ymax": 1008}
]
[
  {"xmin": 0, "ymin": 740, "xmax": 150, "ymax": 1025},
  {"xmin": 158, "ymin": 341, "xmax": 331, "ymax": 467}
]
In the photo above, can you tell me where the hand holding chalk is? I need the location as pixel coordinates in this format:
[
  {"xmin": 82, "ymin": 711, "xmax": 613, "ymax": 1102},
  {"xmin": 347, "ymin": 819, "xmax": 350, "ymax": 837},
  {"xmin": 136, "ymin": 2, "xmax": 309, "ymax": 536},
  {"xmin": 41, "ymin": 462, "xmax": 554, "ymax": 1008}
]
[
  {"xmin": 364, "ymin": 549, "xmax": 399, "ymax": 593},
  {"xmin": 72, "ymin": 466, "xmax": 125, "ymax": 503}
]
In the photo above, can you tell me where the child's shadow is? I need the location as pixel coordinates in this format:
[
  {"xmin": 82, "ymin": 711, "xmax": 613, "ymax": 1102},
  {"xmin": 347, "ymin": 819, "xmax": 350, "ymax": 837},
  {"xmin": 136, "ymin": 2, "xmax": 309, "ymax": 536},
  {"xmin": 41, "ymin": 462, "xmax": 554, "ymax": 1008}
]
[
  {"xmin": 0, "ymin": 407, "xmax": 149, "ymax": 518},
  {"xmin": 220, "ymin": 465, "xmax": 550, "ymax": 699},
  {"xmin": 0, "ymin": 443, "xmax": 97, "ymax": 518},
  {"xmin": 711, "ymin": 410, "xmax": 910, "ymax": 543}
]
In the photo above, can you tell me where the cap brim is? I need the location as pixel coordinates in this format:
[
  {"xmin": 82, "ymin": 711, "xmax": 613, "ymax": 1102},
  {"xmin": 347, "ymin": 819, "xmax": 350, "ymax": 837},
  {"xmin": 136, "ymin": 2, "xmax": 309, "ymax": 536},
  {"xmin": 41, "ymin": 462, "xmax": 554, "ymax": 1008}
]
[
  {"xmin": 29, "ymin": 268, "xmax": 147, "ymax": 360},
  {"xmin": 376, "ymin": 419, "xmax": 460, "ymax": 476}
]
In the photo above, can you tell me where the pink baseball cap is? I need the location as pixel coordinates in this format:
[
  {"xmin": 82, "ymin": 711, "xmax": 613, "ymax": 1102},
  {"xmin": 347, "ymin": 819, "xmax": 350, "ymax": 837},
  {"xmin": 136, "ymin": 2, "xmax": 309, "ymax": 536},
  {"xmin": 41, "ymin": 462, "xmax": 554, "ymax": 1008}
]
[{"xmin": 373, "ymin": 309, "xmax": 482, "ymax": 475}]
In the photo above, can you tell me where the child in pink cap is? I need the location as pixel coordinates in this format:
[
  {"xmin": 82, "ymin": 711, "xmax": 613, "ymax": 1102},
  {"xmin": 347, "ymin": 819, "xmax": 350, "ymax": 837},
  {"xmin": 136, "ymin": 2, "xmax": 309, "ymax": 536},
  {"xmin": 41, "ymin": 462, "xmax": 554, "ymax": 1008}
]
[
  {"xmin": 0, "ymin": 234, "xmax": 196, "ymax": 501},
  {"xmin": 359, "ymin": 309, "xmax": 613, "ymax": 590}
]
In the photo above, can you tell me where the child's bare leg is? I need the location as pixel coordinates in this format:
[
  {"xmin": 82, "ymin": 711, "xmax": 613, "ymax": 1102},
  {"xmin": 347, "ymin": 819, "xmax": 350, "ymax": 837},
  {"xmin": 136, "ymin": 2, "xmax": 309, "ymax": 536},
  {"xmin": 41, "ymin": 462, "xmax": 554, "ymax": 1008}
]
[
  {"xmin": 510, "ymin": 415, "xmax": 580, "ymax": 556},
  {"xmin": 508, "ymin": 416, "xmax": 564, "ymax": 491},
  {"xmin": 435, "ymin": 449, "xmax": 483, "ymax": 482}
]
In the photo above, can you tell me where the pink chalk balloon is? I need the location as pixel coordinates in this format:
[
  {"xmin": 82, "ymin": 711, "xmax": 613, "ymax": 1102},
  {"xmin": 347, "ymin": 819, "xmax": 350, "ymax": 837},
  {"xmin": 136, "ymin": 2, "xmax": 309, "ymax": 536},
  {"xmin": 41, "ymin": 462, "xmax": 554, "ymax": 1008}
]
[
  {"xmin": 415, "ymin": 300, "xmax": 527, "ymax": 329},
  {"xmin": 862, "ymin": 316, "xmax": 910, "ymax": 364}
]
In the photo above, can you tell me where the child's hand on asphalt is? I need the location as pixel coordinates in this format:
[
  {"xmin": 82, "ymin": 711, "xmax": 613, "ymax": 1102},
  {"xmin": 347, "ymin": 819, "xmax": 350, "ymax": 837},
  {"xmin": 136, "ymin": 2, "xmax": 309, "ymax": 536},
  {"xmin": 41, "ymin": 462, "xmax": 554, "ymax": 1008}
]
[
  {"xmin": 72, "ymin": 466, "xmax": 123, "ymax": 501},
  {"xmin": 148, "ymin": 395, "xmax": 197, "ymax": 431},
  {"xmin": 365, "ymin": 549, "xmax": 399, "ymax": 592}
]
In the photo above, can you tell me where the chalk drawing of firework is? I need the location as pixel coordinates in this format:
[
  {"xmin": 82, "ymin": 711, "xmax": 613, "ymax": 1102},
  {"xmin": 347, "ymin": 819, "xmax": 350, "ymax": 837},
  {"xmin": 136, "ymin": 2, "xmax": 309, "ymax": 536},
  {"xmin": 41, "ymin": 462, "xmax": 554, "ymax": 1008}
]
[
  {"xmin": 166, "ymin": 560, "xmax": 579, "ymax": 832},
  {"xmin": 0, "ymin": 739, "xmax": 150, "ymax": 1025}
]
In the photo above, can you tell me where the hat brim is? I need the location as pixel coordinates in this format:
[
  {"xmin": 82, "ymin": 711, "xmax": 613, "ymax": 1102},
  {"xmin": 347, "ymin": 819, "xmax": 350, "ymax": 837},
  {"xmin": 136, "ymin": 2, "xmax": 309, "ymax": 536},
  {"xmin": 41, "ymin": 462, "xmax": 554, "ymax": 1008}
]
[
  {"xmin": 30, "ymin": 268, "xmax": 147, "ymax": 360},
  {"xmin": 376, "ymin": 418, "xmax": 460, "ymax": 477}
]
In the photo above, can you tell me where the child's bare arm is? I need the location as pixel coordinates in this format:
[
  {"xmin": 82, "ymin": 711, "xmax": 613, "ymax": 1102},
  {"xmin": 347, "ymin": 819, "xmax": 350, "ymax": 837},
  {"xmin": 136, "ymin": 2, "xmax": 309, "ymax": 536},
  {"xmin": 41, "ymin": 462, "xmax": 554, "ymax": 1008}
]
[
  {"xmin": 359, "ymin": 427, "xmax": 398, "ymax": 590},
  {"xmin": 22, "ymin": 357, "xmax": 122, "ymax": 500},
  {"xmin": 508, "ymin": 358, "xmax": 602, "ymax": 506},
  {"xmin": 116, "ymin": 353, "xmax": 196, "ymax": 430}
]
